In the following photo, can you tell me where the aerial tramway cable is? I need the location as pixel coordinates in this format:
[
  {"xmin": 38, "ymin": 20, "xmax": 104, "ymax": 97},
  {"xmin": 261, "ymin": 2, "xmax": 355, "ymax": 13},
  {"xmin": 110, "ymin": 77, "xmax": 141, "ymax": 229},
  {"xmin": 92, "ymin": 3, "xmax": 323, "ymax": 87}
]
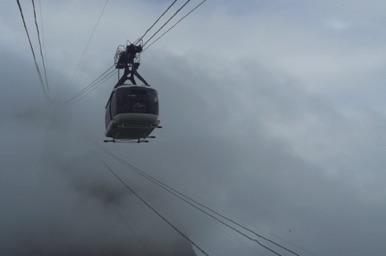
[
  {"xmin": 96, "ymin": 155, "xmax": 211, "ymax": 256},
  {"xmin": 88, "ymin": 138, "xmax": 299, "ymax": 256},
  {"xmin": 70, "ymin": 69, "xmax": 117, "ymax": 104},
  {"xmin": 65, "ymin": 64, "xmax": 116, "ymax": 104},
  {"xmin": 101, "ymin": 147, "xmax": 281, "ymax": 256},
  {"xmin": 16, "ymin": 0, "xmax": 51, "ymax": 103},
  {"xmin": 32, "ymin": 0, "xmax": 50, "ymax": 98},
  {"xmin": 135, "ymin": 0, "xmax": 178, "ymax": 44},
  {"xmin": 143, "ymin": 0, "xmax": 191, "ymax": 47},
  {"xmin": 68, "ymin": 0, "xmax": 110, "ymax": 91},
  {"xmin": 144, "ymin": 0, "xmax": 207, "ymax": 51}
]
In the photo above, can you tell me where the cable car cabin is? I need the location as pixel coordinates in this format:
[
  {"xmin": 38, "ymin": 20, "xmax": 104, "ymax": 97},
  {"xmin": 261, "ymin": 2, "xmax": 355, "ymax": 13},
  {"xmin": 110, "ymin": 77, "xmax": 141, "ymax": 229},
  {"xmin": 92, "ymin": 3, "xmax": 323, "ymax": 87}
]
[{"xmin": 105, "ymin": 85, "xmax": 160, "ymax": 142}]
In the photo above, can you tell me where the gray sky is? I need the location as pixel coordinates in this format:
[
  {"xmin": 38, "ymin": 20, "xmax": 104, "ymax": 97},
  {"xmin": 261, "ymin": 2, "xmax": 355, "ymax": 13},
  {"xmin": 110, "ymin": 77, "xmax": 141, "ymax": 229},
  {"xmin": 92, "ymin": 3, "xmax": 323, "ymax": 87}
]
[{"xmin": 1, "ymin": 0, "xmax": 386, "ymax": 255}]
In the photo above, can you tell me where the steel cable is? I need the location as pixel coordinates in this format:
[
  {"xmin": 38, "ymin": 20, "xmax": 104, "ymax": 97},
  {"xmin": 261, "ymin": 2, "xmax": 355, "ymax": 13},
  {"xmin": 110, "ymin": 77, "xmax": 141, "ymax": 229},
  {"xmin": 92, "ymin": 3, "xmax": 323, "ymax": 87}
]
[
  {"xmin": 87, "ymin": 138, "xmax": 299, "ymax": 256},
  {"xmin": 68, "ymin": 0, "xmax": 110, "ymax": 90},
  {"xmin": 136, "ymin": 0, "xmax": 178, "ymax": 44},
  {"xmin": 16, "ymin": 0, "xmax": 50, "ymax": 103},
  {"xmin": 97, "ymin": 155, "xmax": 211, "ymax": 256},
  {"xmin": 65, "ymin": 64, "xmax": 115, "ymax": 103},
  {"xmin": 143, "ymin": 0, "xmax": 191, "ymax": 47},
  {"xmin": 32, "ymin": 0, "xmax": 50, "ymax": 98},
  {"xmin": 144, "ymin": 0, "xmax": 207, "ymax": 51}
]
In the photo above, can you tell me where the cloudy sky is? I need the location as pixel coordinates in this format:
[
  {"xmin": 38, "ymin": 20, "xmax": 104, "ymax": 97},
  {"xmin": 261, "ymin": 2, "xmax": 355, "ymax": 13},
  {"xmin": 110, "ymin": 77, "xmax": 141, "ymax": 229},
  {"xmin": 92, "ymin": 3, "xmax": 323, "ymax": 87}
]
[{"xmin": 1, "ymin": 0, "xmax": 386, "ymax": 255}]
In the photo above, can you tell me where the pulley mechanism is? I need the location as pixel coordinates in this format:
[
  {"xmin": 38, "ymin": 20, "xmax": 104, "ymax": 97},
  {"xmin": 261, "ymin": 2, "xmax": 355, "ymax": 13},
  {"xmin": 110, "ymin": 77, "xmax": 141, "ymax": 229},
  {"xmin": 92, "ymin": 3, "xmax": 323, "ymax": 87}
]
[{"xmin": 114, "ymin": 41, "xmax": 149, "ymax": 87}]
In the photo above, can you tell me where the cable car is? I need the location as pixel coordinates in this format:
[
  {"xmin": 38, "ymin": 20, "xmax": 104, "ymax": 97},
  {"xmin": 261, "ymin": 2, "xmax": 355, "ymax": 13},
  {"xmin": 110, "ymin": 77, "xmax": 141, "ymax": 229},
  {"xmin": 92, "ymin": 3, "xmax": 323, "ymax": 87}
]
[
  {"xmin": 105, "ymin": 85, "xmax": 160, "ymax": 142},
  {"xmin": 104, "ymin": 43, "xmax": 161, "ymax": 143}
]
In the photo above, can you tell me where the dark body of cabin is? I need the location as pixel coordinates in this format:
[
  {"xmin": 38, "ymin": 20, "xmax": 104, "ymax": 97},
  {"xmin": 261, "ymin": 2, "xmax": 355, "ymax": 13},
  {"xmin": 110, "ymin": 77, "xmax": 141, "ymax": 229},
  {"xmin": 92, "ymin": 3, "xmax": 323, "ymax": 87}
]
[{"xmin": 105, "ymin": 85, "xmax": 160, "ymax": 141}]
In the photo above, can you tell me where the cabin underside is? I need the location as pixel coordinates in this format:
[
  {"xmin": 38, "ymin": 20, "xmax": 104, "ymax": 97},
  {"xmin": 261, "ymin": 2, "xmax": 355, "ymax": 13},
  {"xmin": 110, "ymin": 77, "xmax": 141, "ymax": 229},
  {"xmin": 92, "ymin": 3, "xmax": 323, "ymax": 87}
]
[{"xmin": 105, "ymin": 113, "xmax": 160, "ymax": 140}]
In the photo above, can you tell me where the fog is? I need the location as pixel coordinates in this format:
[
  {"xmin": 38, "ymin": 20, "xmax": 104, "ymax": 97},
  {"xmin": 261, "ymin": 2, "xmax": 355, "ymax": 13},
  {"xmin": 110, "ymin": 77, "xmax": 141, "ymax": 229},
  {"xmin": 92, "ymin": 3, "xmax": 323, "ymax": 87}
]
[{"xmin": 2, "ymin": 1, "xmax": 386, "ymax": 255}]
